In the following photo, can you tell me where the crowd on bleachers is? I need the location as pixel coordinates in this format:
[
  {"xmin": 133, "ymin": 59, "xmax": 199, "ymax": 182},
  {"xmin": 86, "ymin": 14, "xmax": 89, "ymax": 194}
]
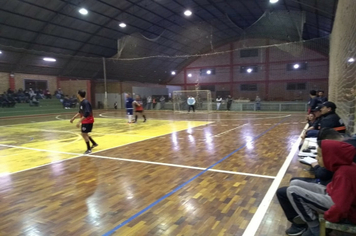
[
  {"xmin": 0, "ymin": 88, "xmax": 49, "ymax": 107},
  {"xmin": 277, "ymin": 90, "xmax": 356, "ymax": 236},
  {"xmin": 0, "ymin": 87, "xmax": 78, "ymax": 109}
]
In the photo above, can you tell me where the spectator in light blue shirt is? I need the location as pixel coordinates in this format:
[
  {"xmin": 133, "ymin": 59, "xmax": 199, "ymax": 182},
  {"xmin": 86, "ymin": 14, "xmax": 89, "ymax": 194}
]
[{"xmin": 187, "ymin": 96, "xmax": 196, "ymax": 113}]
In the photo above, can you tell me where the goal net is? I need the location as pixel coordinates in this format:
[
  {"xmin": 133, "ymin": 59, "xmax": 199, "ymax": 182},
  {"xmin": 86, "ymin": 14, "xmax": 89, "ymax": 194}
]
[
  {"xmin": 329, "ymin": 1, "xmax": 356, "ymax": 134},
  {"xmin": 173, "ymin": 90, "xmax": 212, "ymax": 113}
]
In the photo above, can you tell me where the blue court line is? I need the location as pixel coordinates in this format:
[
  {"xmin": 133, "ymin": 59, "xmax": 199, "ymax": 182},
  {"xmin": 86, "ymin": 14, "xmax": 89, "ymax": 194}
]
[{"xmin": 102, "ymin": 117, "xmax": 288, "ymax": 236}]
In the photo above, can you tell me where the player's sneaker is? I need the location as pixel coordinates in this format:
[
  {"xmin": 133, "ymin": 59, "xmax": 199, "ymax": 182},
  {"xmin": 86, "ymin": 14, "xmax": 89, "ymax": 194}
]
[
  {"xmin": 84, "ymin": 149, "xmax": 92, "ymax": 154},
  {"xmin": 91, "ymin": 144, "xmax": 98, "ymax": 149},
  {"xmin": 143, "ymin": 119, "xmax": 146, "ymax": 122}
]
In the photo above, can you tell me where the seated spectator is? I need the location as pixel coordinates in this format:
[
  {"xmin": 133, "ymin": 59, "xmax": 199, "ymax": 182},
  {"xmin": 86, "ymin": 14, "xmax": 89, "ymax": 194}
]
[
  {"xmin": 62, "ymin": 95, "xmax": 71, "ymax": 109},
  {"xmin": 304, "ymin": 101, "xmax": 344, "ymax": 138},
  {"xmin": 286, "ymin": 140, "xmax": 356, "ymax": 236},
  {"xmin": 277, "ymin": 128, "xmax": 343, "ymax": 236},
  {"xmin": 44, "ymin": 89, "xmax": 51, "ymax": 99},
  {"xmin": 70, "ymin": 95, "xmax": 77, "ymax": 108},
  {"xmin": 317, "ymin": 90, "xmax": 328, "ymax": 105},
  {"xmin": 29, "ymin": 95, "xmax": 39, "ymax": 106},
  {"xmin": 54, "ymin": 88, "xmax": 63, "ymax": 99},
  {"xmin": 301, "ymin": 112, "xmax": 320, "ymax": 138}
]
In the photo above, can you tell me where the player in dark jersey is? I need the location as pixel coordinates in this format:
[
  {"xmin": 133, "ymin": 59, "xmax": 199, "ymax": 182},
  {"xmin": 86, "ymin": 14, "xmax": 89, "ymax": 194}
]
[
  {"xmin": 133, "ymin": 95, "xmax": 146, "ymax": 123},
  {"xmin": 125, "ymin": 93, "xmax": 134, "ymax": 123},
  {"xmin": 70, "ymin": 90, "xmax": 98, "ymax": 154}
]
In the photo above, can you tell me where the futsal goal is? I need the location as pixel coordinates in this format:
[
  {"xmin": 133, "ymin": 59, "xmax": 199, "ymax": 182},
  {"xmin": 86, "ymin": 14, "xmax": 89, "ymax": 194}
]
[{"xmin": 172, "ymin": 90, "xmax": 212, "ymax": 113}]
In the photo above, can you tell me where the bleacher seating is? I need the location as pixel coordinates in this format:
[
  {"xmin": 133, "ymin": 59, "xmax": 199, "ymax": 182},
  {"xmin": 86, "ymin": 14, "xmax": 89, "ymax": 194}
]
[{"xmin": 319, "ymin": 215, "xmax": 356, "ymax": 236}]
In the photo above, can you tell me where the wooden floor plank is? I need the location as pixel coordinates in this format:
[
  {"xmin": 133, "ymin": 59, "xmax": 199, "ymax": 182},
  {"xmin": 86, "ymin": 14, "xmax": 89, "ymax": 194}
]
[{"xmin": 0, "ymin": 111, "xmax": 309, "ymax": 235}]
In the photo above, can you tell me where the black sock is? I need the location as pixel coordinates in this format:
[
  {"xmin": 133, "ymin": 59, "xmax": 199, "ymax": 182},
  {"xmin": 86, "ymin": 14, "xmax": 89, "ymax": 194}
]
[
  {"xmin": 86, "ymin": 141, "xmax": 90, "ymax": 150},
  {"xmin": 89, "ymin": 137, "xmax": 97, "ymax": 145},
  {"xmin": 143, "ymin": 115, "xmax": 146, "ymax": 120},
  {"xmin": 135, "ymin": 115, "xmax": 138, "ymax": 121}
]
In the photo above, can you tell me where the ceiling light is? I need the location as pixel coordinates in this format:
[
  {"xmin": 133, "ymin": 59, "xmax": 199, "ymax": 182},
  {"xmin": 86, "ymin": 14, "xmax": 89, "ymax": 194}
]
[
  {"xmin": 171, "ymin": 71, "xmax": 176, "ymax": 75},
  {"xmin": 247, "ymin": 68, "xmax": 253, "ymax": 73},
  {"xmin": 184, "ymin": 10, "xmax": 192, "ymax": 16},
  {"xmin": 293, "ymin": 64, "xmax": 300, "ymax": 69},
  {"xmin": 119, "ymin": 23, "xmax": 127, "ymax": 28},
  {"xmin": 188, "ymin": 73, "xmax": 192, "ymax": 77},
  {"xmin": 79, "ymin": 8, "xmax": 88, "ymax": 15},
  {"xmin": 348, "ymin": 58, "xmax": 355, "ymax": 63},
  {"xmin": 270, "ymin": 0, "xmax": 279, "ymax": 3},
  {"xmin": 206, "ymin": 70, "xmax": 211, "ymax": 74},
  {"xmin": 0, "ymin": 51, "xmax": 2, "ymax": 54},
  {"xmin": 43, "ymin": 57, "xmax": 56, "ymax": 62}
]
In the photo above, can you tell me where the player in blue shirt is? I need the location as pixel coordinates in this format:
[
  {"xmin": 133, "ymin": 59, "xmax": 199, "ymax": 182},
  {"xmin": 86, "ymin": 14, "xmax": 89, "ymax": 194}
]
[{"xmin": 125, "ymin": 93, "xmax": 134, "ymax": 123}]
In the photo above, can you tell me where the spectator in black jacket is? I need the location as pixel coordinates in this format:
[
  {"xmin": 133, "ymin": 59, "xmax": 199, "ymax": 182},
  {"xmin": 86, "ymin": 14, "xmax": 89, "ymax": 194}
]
[
  {"xmin": 304, "ymin": 101, "xmax": 344, "ymax": 138},
  {"xmin": 317, "ymin": 90, "xmax": 328, "ymax": 104},
  {"xmin": 277, "ymin": 128, "xmax": 344, "ymax": 236},
  {"xmin": 307, "ymin": 90, "xmax": 318, "ymax": 114}
]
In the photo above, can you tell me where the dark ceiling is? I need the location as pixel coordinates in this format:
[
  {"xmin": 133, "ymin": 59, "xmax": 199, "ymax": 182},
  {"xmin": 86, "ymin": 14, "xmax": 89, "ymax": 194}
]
[{"xmin": 0, "ymin": 0, "xmax": 338, "ymax": 83}]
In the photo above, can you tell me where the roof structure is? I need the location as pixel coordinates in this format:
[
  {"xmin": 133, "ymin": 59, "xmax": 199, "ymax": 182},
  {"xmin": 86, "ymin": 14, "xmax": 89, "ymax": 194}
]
[{"xmin": 0, "ymin": 0, "xmax": 338, "ymax": 83}]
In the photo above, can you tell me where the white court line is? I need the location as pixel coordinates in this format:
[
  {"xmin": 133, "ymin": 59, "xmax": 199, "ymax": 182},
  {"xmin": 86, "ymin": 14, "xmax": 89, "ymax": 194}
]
[
  {"xmin": 0, "ymin": 122, "xmax": 211, "ymax": 175},
  {"xmin": 99, "ymin": 113, "xmax": 292, "ymax": 121},
  {"xmin": 0, "ymin": 144, "xmax": 275, "ymax": 179},
  {"xmin": 213, "ymin": 124, "xmax": 247, "ymax": 137},
  {"xmin": 242, "ymin": 123, "xmax": 308, "ymax": 236}
]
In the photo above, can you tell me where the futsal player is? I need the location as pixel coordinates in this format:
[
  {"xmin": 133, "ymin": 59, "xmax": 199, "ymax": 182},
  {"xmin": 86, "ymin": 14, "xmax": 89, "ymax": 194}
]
[
  {"xmin": 125, "ymin": 93, "xmax": 134, "ymax": 123},
  {"xmin": 133, "ymin": 95, "xmax": 146, "ymax": 123},
  {"xmin": 70, "ymin": 90, "xmax": 98, "ymax": 154}
]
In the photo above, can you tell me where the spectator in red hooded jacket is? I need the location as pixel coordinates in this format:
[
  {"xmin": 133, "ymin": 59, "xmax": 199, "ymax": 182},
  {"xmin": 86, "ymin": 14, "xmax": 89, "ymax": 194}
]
[{"xmin": 286, "ymin": 140, "xmax": 356, "ymax": 236}]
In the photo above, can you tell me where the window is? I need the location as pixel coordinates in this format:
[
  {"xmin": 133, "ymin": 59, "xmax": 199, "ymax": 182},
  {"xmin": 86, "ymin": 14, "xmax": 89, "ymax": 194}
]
[
  {"xmin": 287, "ymin": 62, "xmax": 308, "ymax": 71},
  {"xmin": 24, "ymin": 79, "xmax": 48, "ymax": 90},
  {"xmin": 240, "ymin": 66, "xmax": 258, "ymax": 73},
  {"xmin": 200, "ymin": 68, "xmax": 215, "ymax": 76},
  {"xmin": 240, "ymin": 84, "xmax": 257, "ymax": 91},
  {"xmin": 287, "ymin": 83, "xmax": 306, "ymax": 90},
  {"xmin": 201, "ymin": 85, "xmax": 215, "ymax": 91},
  {"xmin": 240, "ymin": 49, "xmax": 258, "ymax": 58}
]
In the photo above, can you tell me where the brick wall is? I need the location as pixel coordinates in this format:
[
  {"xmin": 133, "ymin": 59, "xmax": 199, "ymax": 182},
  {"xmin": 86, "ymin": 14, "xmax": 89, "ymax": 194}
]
[
  {"xmin": 14, "ymin": 73, "xmax": 57, "ymax": 93},
  {"xmin": 0, "ymin": 72, "xmax": 9, "ymax": 93},
  {"xmin": 169, "ymin": 38, "xmax": 328, "ymax": 101}
]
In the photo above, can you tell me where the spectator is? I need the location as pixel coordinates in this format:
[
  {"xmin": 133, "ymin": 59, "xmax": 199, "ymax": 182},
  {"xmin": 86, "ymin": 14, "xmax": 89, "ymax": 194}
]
[
  {"xmin": 277, "ymin": 128, "xmax": 343, "ymax": 236},
  {"xmin": 114, "ymin": 102, "xmax": 118, "ymax": 109},
  {"xmin": 216, "ymin": 96, "xmax": 222, "ymax": 110},
  {"xmin": 255, "ymin": 95, "xmax": 261, "ymax": 111},
  {"xmin": 317, "ymin": 90, "xmax": 328, "ymax": 104},
  {"xmin": 63, "ymin": 95, "xmax": 71, "ymax": 109},
  {"xmin": 44, "ymin": 89, "xmax": 52, "ymax": 99},
  {"xmin": 29, "ymin": 95, "xmax": 39, "ymax": 106},
  {"xmin": 307, "ymin": 90, "xmax": 318, "ymax": 114},
  {"xmin": 54, "ymin": 88, "xmax": 63, "ymax": 99},
  {"xmin": 160, "ymin": 96, "xmax": 165, "ymax": 110},
  {"xmin": 301, "ymin": 107, "xmax": 322, "ymax": 138},
  {"xmin": 304, "ymin": 102, "xmax": 344, "ymax": 138},
  {"xmin": 226, "ymin": 95, "xmax": 233, "ymax": 111},
  {"xmin": 147, "ymin": 95, "xmax": 152, "ymax": 110},
  {"xmin": 152, "ymin": 97, "xmax": 157, "ymax": 109},
  {"xmin": 286, "ymin": 140, "xmax": 356, "ymax": 236}
]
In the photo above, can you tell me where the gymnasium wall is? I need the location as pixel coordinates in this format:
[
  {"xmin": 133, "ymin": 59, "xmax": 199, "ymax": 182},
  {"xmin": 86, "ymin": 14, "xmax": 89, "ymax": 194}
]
[
  {"xmin": 0, "ymin": 72, "xmax": 9, "ymax": 92},
  {"xmin": 169, "ymin": 38, "xmax": 328, "ymax": 101}
]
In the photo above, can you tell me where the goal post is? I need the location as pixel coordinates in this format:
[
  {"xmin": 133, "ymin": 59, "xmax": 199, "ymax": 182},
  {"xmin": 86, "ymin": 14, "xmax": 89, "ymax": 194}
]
[{"xmin": 172, "ymin": 90, "xmax": 212, "ymax": 113}]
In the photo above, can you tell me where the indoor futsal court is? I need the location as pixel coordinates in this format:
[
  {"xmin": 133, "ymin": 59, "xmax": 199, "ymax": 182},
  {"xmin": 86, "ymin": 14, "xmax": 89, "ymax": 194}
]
[
  {"xmin": 1, "ymin": 0, "xmax": 356, "ymax": 236},
  {"xmin": 0, "ymin": 111, "xmax": 307, "ymax": 235}
]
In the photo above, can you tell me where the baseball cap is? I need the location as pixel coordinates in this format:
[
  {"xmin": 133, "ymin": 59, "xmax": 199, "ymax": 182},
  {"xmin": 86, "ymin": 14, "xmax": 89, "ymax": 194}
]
[
  {"xmin": 322, "ymin": 101, "xmax": 337, "ymax": 111},
  {"xmin": 311, "ymin": 106, "xmax": 322, "ymax": 112}
]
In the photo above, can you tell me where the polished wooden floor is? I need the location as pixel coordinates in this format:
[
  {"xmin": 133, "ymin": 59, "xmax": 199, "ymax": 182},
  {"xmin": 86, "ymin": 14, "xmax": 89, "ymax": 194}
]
[{"xmin": 0, "ymin": 110, "xmax": 316, "ymax": 235}]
